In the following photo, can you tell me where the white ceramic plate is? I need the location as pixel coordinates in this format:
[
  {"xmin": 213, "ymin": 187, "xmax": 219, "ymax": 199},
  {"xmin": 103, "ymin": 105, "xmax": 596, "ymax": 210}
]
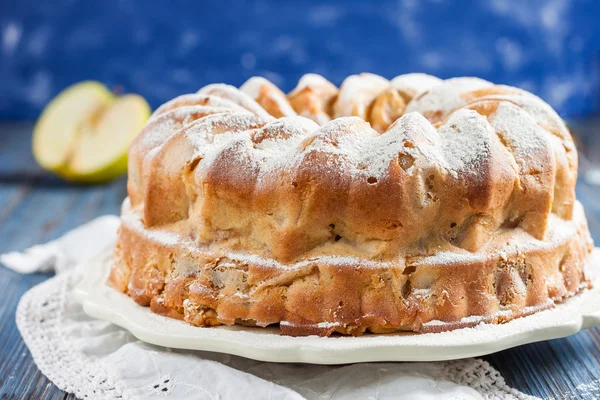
[{"xmin": 74, "ymin": 247, "xmax": 600, "ymax": 364}]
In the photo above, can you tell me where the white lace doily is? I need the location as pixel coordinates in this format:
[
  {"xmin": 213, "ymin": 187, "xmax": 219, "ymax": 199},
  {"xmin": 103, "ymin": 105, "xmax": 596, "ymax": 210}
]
[{"xmin": 8, "ymin": 216, "xmax": 536, "ymax": 399}]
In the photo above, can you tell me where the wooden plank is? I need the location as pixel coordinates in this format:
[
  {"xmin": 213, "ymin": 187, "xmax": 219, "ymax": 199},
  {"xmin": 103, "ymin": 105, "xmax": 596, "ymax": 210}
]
[
  {"xmin": 0, "ymin": 266, "xmax": 65, "ymax": 399},
  {"xmin": 0, "ymin": 123, "xmax": 46, "ymax": 179}
]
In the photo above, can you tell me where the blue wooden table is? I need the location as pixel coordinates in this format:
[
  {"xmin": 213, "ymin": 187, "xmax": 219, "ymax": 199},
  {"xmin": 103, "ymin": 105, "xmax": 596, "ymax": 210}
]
[{"xmin": 1, "ymin": 121, "xmax": 600, "ymax": 399}]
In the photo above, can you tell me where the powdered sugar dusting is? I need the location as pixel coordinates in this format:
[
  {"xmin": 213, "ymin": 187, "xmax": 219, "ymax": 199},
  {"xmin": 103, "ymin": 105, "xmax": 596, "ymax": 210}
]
[
  {"xmin": 240, "ymin": 77, "xmax": 269, "ymax": 99},
  {"xmin": 198, "ymin": 83, "xmax": 274, "ymax": 120},
  {"xmin": 120, "ymin": 199, "xmax": 184, "ymax": 247},
  {"xmin": 488, "ymin": 101, "xmax": 549, "ymax": 166},
  {"xmin": 422, "ymin": 301, "xmax": 554, "ymax": 329},
  {"xmin": 211, "ymin": 105, "xmax": 498, "ymax": 184},
  {"xmin": 184, "ymin": 113, "xmax": 264, "ymax": 150},
  {"xmin": 411, "ymin": 203, "xmax": 583, "ymax": 267},
  {"xmin": 333, "ymin": 73, "xmax": 390, "ymax": 119},
  {"xmin": 289, "ymin": 73, "xmax": 337, "ymax": 96},
  {"xmin": 252, "ymin": 117, "xmax": 319, "ymax": 182},
  {"xmin": 184, "ymin": 114, "xmax": 320, "ymax": 184},
  {"xmin": 299, "ymin": 116, "xmax": 389, "ymax": 177},
  {"xmin": 240, "ymin": 76, "xmax": 298, "ymax": 117},
  {"xmin": 139, "ymin": 112, "xmax": 183, "ymax": 150},
  {"xmin": 424, "ymin": 314, "xmax": 486, "ymax": 327},
  {"xmin": 412, "ymin": 250, "xmax": 482, "ymax": 267},
  {"xmin": 150, "ymin": 93, "xmax": 250, "ymax": 121},
  {"xmin": 141, "ymin": 106, "xmax": 237, "ymax": 151},
  {"xmin": 390, "ymin": 73, "xmax": 442, "ymax": 97},
  {"xmin": 438, "ymin": 109, "xmax": 492, "ymax": 178},
  {"xmin": 279, "ymin": 321, "xmax": 342, "ymax": 328},
  {"xmin": 480, "ymin": 86, "xmax": 570, "ymax": 140},
  {"xmin": 221, "ymin": 250, "xmax": 398, "ymax": 271},
  {"xmin": 291, "ymin": 113, "xmax": 444, "ymax": 181},
  {"xmin": 121, "ymin": 195, "xmax": 586, "ymax": 272},
  {"xmin": 340, "ymin": 112, "xmax": 443, "ymax": 179},
  {"xmin": 405, "ymin": 77, "xmax": 493, "ymax": 121},
  {"xmin": 388, "ymin": 112, "xmax": 446, "ymax": 169},
  {"xmin": 253, "ymin": 116, "xmax": 318, "ymax": 148}
]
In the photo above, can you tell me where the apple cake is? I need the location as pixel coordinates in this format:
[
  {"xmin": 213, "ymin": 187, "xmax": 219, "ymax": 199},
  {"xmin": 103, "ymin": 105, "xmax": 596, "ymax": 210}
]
[{"xmin": 109, "ymin": 73, "xmax": 595, "ymax": 336}]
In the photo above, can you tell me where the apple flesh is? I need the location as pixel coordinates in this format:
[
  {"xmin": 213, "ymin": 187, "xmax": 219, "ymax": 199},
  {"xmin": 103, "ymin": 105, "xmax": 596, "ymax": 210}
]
[{"xmin": 33, "ymin": 81, "xmax": 151, "ymax": 183}]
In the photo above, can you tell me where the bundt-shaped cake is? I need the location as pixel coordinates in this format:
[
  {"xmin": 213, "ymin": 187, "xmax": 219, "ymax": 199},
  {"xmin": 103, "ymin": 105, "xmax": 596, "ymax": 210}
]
[{"xmin": 109, "ymin": 73, "xmax": 595, "ymax": 336}]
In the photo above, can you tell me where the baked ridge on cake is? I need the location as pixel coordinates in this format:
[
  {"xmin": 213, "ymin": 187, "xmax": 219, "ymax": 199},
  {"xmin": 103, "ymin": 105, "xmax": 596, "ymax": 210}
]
[{"xmin": 109, "ymin": 73, "xmax": 595, "ymax": 336}]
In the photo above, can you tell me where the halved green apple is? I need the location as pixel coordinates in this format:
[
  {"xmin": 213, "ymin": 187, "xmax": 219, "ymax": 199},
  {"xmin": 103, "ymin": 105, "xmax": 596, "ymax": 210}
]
[{"xmin": 33, "ymin": 81, "xmax": 151, "ymax": 183}]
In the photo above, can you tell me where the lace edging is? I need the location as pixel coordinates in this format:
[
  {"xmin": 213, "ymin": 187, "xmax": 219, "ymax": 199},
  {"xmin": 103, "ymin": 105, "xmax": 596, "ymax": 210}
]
[
  {"xmin": 16, "ymin": 271, "xmax": 127, "ymax": 399},
  {"xmin": 442, "ymin": 359, "xmax": 538, "ymax": 399}
]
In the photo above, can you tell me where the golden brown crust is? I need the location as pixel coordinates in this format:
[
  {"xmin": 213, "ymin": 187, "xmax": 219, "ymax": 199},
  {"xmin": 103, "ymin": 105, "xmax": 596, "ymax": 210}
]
[{"xmin": 112, "ymin": 73, "xmax": 595, "ymax": 336}]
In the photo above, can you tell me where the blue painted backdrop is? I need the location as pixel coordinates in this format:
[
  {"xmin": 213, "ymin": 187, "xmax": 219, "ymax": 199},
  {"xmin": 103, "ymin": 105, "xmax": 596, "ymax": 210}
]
[{"xmin": 1, "ymin": 0, "xmax": 599, "ymax": 119}]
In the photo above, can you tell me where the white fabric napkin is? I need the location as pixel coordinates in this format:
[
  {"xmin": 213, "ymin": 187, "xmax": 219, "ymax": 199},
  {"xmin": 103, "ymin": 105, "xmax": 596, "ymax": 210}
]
[{"xmin": 3, "ymin": 216, "xmax": 535, "ymax": 400}]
